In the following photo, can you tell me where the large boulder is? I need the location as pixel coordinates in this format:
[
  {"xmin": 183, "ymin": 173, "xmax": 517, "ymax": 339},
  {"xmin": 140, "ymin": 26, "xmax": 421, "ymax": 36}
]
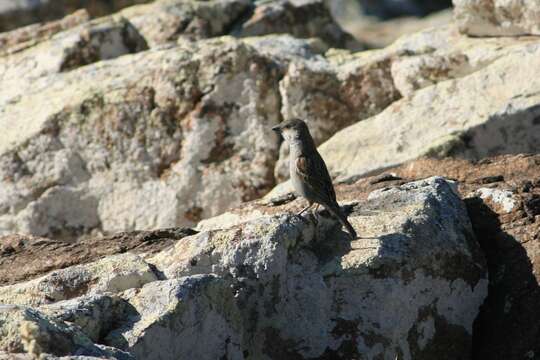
[
  {"xmin": 0, "ymin": 305, "xmax": 133, "ymax": 359},
  {"xmin": 267, "ymin": 26, "xmax": 540, "ymax": 197},
  {"xmin": 0, "ymin": 27, "xmax": 399, "ymax": 239},
  {"xmin": 233, "ymin": 0, "xmax": 363, "ymax": 50},
  {"xmin": 103, "ymin": 177, "xmax": 486, "ymax": 359},
  {"xmin": 0, "ymin": 36, "xmax": 287, "ymax": 238},
  {"xmin": 0, "ymin": 15, "xmax": 148, "ymax": 103},
  {"xmin": 119, "ymin": 0, "xmax": 252, "ymax": 47},
  {"xmin": 0, "ymin": 176, "xmax": 487, "ymax": 359},
  {"xmin": 454, "ymin": 0, "xmax": 540, "ymax": 37},
  {"xmin": 384, "ymin": 154, "xmax": 540, "ymax": 360}
]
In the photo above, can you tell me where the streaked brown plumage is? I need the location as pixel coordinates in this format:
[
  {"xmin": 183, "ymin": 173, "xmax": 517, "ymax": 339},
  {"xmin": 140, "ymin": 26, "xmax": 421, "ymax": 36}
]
[{"xmin": 272, "ymin": 119, "xmax": 357, "ymax": 239}]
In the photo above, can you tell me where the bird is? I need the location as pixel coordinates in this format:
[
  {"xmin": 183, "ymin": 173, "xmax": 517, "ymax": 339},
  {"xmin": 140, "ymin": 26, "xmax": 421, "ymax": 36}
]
[{"xmin": 272, "ymin": 118, "xmax": 357, "ymax": 239}]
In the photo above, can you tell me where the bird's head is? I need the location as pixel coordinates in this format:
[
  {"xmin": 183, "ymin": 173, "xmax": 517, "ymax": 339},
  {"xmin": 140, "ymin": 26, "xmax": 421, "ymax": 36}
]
[{"xmin": 271, "ymin": 118, "xmax": 310, "ymax": 143}]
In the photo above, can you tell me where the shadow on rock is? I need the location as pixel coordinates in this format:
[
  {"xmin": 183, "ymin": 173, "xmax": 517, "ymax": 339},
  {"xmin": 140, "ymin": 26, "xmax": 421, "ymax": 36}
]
[{"xmin": 468, "ymin": 197, "xmax": 540, "ymax": 360}]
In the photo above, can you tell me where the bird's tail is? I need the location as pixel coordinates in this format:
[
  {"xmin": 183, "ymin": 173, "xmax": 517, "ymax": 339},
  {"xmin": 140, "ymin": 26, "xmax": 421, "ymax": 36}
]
[{"xmin": 326, "ymin": 204, "xmax": 357, "ymax": 239}]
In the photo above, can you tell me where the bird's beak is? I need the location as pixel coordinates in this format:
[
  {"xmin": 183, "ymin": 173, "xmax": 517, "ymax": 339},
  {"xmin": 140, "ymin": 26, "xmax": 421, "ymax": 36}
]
[{"xmin": 271, "ymin": 125, "xmax": 281, "ymax": 132}]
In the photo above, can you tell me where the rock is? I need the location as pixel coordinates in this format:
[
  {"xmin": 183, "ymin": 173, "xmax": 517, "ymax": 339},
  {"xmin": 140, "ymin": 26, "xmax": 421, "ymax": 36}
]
[
  {"xmin": 267, "ymin": 31, "xmax": 540, "ymax": 198},
  {"xmin": 0, "ymin": 305, "xmax": 133, "ymax": 359},
  {"xmin": 337, "ymin": 7, "xmax": 453, "ymax": 48},
  {"xmin": 0, "ymin": 0, "xmax": 150, "ymax": 32},
  {"xmin": 41, "ymin": 294, "xmax": 131, "ymax": 344},
  {"xmin": 384, "ymin": 155, "xmax": 540, "ymax": 360},
  {"xmin": 233, "ymin": 0, "xmax": 363, "ymax": 50},
  {"xmin": 0, "ymin": 9, "xmax": 90, "ymax": 55},
  {"xmin": 103, "ymin": 176, "xmax": 487, "ymax": 359},
  {"xmin": 454, "ymin": 0, "xmax": 540, "ymax": 37},
  {"xmin": 0, "ymin": 228, "xmax": 196, "ymax": 286},
  {"xmin": 0, "ymin": 36, "xmax": 286, "ymax": 238},
  {"xmin": 0, "ymin": 253, "xmax": 157, "ymax": 306},
  {"xmin": 119, "ymin": 0, "xmax": 251, "ymax": 47},
  {"xmin": 323, "ymin": 42, "xmax": 540, "ymax": 181},
  {"xmin": 0, "ymin": 15, "xmax": 148, "ymax": 103}
]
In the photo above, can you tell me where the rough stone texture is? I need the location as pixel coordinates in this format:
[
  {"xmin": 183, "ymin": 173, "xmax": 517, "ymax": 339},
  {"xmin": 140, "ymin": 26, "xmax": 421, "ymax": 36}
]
[
  {"xmin": 338, "ymin": 7, "xmax": 453, "ymax": 48},
  {"xmin": 0, "ymin": 253, "xmax": 157, "ymax": 306},
  {"xmin": 454, "ymin": 0, "xmax": 540, "ymax": 37},
  {"xmin": 119, "ymin": 0, "xmax": 252, "ymax": 47},
  {"xmin": 0, "ymin": 15, "xmax": 148, "ymax": 102},
  {"xmin": 384, "ymin": 155, "xmax": 540, "ymax": 360},
  {"xmin": 321, "ymin": 42, "xmax": 540, "ymax": 182},
  {"xmin": 99, "ymin": 176, "xmax": 486, "ymax": 360},
  {"xmin": 0, "ymin": 306, "xmax": 133, "ymax": 359},
  {"xmin": 233, "ymin": 0, "xmax": 363, "ymax": 50},
  {"xmin": 0, "ymin": 176, "xmax": 487, "ymax": 359},
  {"xmin": 0, "ymin": 228, "xmax": 196, "ymax": 286},
  {"xmin": 0, "ymin": 9, "xmax": 90, "ymax": 55},
  {"xmin": 267, "ymin": 27, "xmax": 540, "ymax": 197},
  {"xmin": 0, "ymin": 36, "xmax": 287, "ymax": 238},
  {"xmin": 0, "ymin": 0, "xmax": 151, "ymax": 32}
]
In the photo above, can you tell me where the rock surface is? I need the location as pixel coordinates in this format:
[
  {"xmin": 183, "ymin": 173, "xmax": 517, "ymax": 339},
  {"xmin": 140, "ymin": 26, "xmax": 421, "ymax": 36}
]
[
  {"xmin": 0, "ymin": 36, "xmax": 285, "ymax": 238},
  {"xmin": 388, "ymin": 155, "xmax": 540, "ymax": 360},
  {"xmin": 233, "ymin": 0, "xmax": 363, "ymax": 50},
  {"xmin": 0, "ymin": 33, "xmax": 391, "ymax": 239},
  {"xmin": 0, "ymin": 176, "xmax": 487, "ymax": 359},
  {"xmin": 454, "ymin": 0, "xmax": 540, "ymax": 37},
  {"xmin": 119, "ymin": 0, "xmax": 252, "ymax": 47},
  {"xmin": 267, "ymin": 24, "xmax": 540, "ymax": 197},
  {"xmin": 0, "ymin": 0, "xmax": 150, "ymax": 32}
]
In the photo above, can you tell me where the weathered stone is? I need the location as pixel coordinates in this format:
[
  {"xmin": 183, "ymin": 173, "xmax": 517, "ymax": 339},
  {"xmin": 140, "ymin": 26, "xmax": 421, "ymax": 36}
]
[
  {"xmin": 0, "ymin": 253, "xmax": 157, "ymax": 306},
  {"xmin": 267, "ymin": 32, "xmax": 540, "ymax": 198},
  {"xmin": 339, "ymin": 8, "xmax": 453, "ymax": 48},
  {"xmin": 454, "ymin": 0, "xmax": 540, "ymax": 37},
  {"xmin": 42, "ymin": 294, "xmax": 131, "ymax": 344},
  {"xmin": 103, "ymin": 177, "xmax": 487, "ymax": 360},
  {"xmin": 0, "ymin": 9, "xmax": 90, "ymax": 56},
  {"xmin": 233, "ymin": 0, "xmax": 363, "ymax": 50},
  {"xmin": 0, "ymin": 305, "xmax": 132, "ymax": 359},
  {"xmin": 0, "ymin": 15, "xmax": 148, "ymax": 104},
  {"xmin": 0, "ymin": 0, "xmax": 151, "ymax": 32},
  {"xmin": 386, "ymin": 155, "xmax": 540, "ymax": 360},
  {"xmin": 0, "ymin": 37, "xmax": 285, "ymax": 238},
  {"xmin": 119, "ymin": 0, "xmax": 251, "ymax": 47},
  {"xmin": 0, "ymin": 228, "xmax": 196, "ymax": 286}
]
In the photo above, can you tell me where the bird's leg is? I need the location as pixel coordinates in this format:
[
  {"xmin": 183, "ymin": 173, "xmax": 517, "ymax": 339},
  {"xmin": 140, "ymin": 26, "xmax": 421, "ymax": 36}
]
[
  {"xmin": 298, "ymin": 202, "xmax": 314, "ymax": 216},
  {"xmin": 311, "ymin": 203, "xmax": 320, "ymax": 218}
]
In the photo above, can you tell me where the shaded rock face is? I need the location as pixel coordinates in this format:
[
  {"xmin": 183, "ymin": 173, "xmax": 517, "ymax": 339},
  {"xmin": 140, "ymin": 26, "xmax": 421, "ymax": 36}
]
[
  {"xmin": 454, "ymin": 0, "xmax": 540, "ymax": 36},
  {"xmin": 0, "ymin": 0, "xmax": 151, "ymax": 32},
  {"xmin": 0, "ymin": 177, "xmax": 487, "ymax": 359},
  {"xmin": 233, "ymin": 0, "xmax": 363, "ymax": 51},
  {"xmin": 388, "ymin": 155, "xmax": 540, "ymax": 360},
  {"xmin": 119, "ymin": 0, "xmax": 253, "ymax": 47}
]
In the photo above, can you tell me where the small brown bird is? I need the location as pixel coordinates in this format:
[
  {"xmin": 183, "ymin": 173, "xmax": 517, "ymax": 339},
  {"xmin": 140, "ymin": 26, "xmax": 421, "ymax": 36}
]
[{"xmin": 272, "ymin": 119, "xmax": 357, "ymax": 239}]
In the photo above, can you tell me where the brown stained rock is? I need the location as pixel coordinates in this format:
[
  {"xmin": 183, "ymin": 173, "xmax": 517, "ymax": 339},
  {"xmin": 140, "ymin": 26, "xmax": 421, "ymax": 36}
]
[
  {"xmin": 0, "ymin": 0, "xmax": 151, "ymax": 33},
  {"xmin": 371, "ymin": 154, "xmax": 540, "ymax": 360},
  {"xmin": 0, "ymin": 228, "xmax": 196, "ymax": 286},
  {"xmin": 234, "ymin": 0, "xmax": 363, "ymax": 51},
  {"xmin": 0, "ymin": 9, "xmax": 90, "ymax": 56},
  {"xmin": 200, "ymin": 154, "xmax": 539, "ymax": 359}
]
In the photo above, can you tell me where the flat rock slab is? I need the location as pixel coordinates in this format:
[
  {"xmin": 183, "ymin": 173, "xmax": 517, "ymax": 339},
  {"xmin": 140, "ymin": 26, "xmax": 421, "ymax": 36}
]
[{"xmin": 0, "ymin": 228, "xmax": 195, "ymax": 286}]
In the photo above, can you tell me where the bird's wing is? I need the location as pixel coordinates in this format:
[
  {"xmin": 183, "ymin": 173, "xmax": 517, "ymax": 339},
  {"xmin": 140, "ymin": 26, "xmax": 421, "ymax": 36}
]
[{"xmin": 295, "ymin": 152, "xmax": 337, "ymax": 204}]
